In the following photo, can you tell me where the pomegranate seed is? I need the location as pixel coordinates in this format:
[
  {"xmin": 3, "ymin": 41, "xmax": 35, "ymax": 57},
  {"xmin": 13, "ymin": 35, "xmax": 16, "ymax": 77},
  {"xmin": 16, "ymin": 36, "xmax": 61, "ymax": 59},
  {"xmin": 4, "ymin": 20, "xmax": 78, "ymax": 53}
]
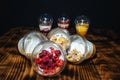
[
  {"xmin": 52, "ymin": 56, "xmax": 59, "ymax": 62},
  {"xmin": 39, "ymin": 50, "xmax": 48, "ymax": 58},
  {"xmin": 55, "ymin": 50, "xmax": 61, "ymax": 56}
]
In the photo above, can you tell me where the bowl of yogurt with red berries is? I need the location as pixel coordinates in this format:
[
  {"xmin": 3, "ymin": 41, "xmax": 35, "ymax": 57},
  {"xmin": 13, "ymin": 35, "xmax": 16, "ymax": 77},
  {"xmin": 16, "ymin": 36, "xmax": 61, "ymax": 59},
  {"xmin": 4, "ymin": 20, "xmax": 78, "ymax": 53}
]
[{"xmin": 31, "ymin": 41, "xmax": 66, "ymax": 77}]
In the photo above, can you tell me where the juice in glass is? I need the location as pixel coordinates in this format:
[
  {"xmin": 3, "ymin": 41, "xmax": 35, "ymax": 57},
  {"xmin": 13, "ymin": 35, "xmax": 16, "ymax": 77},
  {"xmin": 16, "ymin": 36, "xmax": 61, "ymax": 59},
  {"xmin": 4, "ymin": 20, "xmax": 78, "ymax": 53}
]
[
  {"xmin": 75, "ymin": 23, "xmax": 89, "ymax": 36},
  {"xmin": 75, "ymin": 15, "xmax": 90, "ymax": 36}
]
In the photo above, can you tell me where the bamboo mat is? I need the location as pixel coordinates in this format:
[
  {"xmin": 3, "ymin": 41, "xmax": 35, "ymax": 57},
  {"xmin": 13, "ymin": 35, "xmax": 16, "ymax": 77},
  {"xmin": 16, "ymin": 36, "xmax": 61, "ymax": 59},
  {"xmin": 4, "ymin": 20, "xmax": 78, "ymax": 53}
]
[{"xmin": 0, "ymin": 27, "xmax": 120, "ymax": 80}]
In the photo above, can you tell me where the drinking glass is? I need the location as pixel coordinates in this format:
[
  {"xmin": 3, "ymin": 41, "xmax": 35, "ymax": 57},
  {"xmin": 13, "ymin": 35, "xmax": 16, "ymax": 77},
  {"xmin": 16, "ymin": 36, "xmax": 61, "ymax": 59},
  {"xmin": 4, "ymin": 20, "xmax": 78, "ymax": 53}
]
[
  {"xmin": 57, "ymin": 14, "xmax": 70, "ymax": 29},
  {"xmin": 39, "ymin": 13, "xmax": 53, "ymax": 33},
  {"xmin": 74, "ymin": 15, "xmax": 90, "ymax": 36}
]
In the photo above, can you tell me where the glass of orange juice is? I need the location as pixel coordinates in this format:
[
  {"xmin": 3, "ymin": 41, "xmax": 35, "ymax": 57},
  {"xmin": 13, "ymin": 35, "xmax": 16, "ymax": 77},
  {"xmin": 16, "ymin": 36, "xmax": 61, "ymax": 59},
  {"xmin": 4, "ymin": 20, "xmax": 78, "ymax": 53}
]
[{"xmin": 74, "ymin": 15, "xmax": 90, "ymax": 36}]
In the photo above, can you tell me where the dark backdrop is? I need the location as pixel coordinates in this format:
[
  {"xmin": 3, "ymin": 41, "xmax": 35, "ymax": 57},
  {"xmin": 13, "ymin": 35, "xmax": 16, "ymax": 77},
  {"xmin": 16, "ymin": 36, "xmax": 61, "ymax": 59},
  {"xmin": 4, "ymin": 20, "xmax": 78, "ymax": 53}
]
[{"xmin": 0, "ymin": 0, "xmax": 117, "ymax": 35}]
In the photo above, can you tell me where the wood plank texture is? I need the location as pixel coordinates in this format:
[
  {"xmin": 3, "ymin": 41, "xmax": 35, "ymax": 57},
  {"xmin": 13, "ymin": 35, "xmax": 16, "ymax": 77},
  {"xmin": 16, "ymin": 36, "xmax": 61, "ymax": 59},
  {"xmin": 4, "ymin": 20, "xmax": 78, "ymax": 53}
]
[{"xmin": 0, "ymin": 27, "xmax": 120, "ymax": 80}]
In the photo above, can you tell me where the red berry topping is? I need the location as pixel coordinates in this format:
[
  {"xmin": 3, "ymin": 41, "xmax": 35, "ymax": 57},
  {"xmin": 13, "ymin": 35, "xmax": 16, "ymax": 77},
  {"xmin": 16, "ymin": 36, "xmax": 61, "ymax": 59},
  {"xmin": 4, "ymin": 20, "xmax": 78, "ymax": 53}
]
[
  {"xmin": 35, "ymin": 47, "xmax": 64, "ymax": 76},
  {"xmin": 52, "ymin": 56, "xmax": 59, "ymax": 62},
  {"xmin": 39, "ymin": 50, "xmax": 48, "ymax": 58},
  {"xmin": 48, "ymin": 52, "xmax": 53, "ymax": 59}
]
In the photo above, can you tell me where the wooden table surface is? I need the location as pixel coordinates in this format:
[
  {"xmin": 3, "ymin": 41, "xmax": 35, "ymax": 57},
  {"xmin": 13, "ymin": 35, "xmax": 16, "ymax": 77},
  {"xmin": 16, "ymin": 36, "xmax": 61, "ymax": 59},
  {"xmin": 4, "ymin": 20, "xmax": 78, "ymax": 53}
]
[{"xmin": 0, "ymin": 27, "xmax": 120, "ymax": 80}]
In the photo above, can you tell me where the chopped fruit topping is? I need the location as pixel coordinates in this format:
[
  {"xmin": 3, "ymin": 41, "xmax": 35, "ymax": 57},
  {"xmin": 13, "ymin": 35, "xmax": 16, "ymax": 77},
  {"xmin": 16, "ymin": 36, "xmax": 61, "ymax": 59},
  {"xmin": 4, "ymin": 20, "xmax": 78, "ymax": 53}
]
[
  {"xmin": 35, "ymin": 47, "xmax": 64, "ymax": 76},
  {"xmin": 66, "ymin": 49, "xmax": 83, "ymax": 63},
  {"xmin": 51, "ymin": 35, "xmax": 69, "ymax": 50},
  {"xmin": 39, "ymin": 50, "xmax": 48, "ymax": 58}
]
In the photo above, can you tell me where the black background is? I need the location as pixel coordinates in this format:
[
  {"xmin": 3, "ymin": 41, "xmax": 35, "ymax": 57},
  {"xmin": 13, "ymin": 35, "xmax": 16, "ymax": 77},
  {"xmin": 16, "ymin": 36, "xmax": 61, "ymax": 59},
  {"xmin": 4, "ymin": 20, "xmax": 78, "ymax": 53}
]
[{"xmin": 0, "ymin": 0, "xmax": 118, "ymax": 35}]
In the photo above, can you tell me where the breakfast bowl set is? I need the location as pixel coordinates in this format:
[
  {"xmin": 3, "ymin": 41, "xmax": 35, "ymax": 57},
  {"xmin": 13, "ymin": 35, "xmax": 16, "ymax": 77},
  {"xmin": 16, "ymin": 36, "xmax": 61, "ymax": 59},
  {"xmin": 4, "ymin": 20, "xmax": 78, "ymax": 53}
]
[{"xmin": 18, "ymin": 13, "xmax": 96, "ymax": 77}]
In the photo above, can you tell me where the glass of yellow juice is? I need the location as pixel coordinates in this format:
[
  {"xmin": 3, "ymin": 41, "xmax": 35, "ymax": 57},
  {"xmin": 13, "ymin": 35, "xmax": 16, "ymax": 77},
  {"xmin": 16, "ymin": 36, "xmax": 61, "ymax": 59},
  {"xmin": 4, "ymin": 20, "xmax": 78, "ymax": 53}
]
[
  {"xmin": 75, "ymin": 15, "xmax": 90, "ymax": 36},
  {"xmin": 75, "ymin": 23, "xmax": 89, "ymax": 36}
]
